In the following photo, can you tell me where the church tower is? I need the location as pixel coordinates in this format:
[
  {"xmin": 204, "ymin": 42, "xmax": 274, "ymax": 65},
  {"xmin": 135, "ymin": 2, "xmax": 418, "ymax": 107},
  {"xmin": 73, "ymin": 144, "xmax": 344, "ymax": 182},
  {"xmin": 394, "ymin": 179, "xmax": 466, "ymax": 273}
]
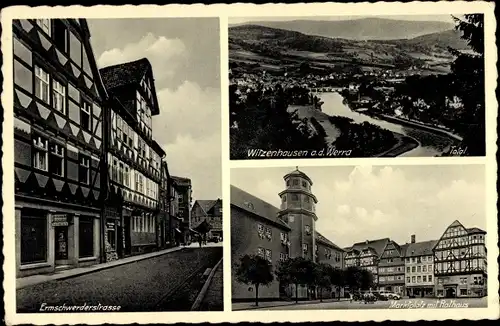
[{"xmin": 277, "ymin": 167, "xmax": 318, "ymax": 262}]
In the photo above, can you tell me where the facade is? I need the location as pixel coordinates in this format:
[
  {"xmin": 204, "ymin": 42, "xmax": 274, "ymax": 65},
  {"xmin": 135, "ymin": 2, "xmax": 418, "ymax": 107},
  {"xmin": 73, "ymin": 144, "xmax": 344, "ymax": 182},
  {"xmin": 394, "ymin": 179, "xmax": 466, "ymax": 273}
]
[
  {"xmin": 99, "ymin": 58, "xmax": 165, "ymax": 257},
  {"xmin": 191, "ymin": 199, "xmax": 223, "ymax": 239},
  {"xmin": 231, "ymin": 168, "xmax": 344, "ymax": 302},
  {"xmin": 13, "ymin": 18, "xmax": 106, "ymax": 277},
  {"xmin": 171, "ymin": 176, "xmax": 193, "ymax": 244},
  {"xmin": 404, "ymin": 236, "xmax": 437, "ymax": 298},
  {"xmin": 344, "ymin": 238, "xmax": 389, "ymax": 289},
  {"xmin": 434, "ymin": 220, "xmax": 487, "ymax": 298},
  {"xmin": 378, "ymin": 241, "xmax": 406, "ymax": 295}
]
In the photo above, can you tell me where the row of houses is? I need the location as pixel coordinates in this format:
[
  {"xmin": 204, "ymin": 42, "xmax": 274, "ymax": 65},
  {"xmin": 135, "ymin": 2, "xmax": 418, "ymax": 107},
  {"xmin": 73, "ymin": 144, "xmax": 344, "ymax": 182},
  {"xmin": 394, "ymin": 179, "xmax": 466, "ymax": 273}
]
[
  {"xmin": 231, "ymin": 168, "xmax": 487, "ymax": 302},
  {"xmin": 345, "ymin": 222, "xmax": 487, "ymax": 298},
  {"xmin": 13, "ymin": 18, "xmax": 195, "ymax": 278}
]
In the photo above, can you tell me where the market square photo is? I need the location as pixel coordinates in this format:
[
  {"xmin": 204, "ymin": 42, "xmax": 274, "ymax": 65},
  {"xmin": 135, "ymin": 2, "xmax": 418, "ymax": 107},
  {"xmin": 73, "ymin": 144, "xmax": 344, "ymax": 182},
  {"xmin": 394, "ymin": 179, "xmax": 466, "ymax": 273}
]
[
  {"xmin": 229, "ymin": 14, "xmax": 486, "ymax": 159},
  {"xmin": 230, "ymin": 165, "xmax": 488, "ymax": 310},
  {"xmin": 11, "ymin": 17, "xmax": 223, "ymax": 312}
]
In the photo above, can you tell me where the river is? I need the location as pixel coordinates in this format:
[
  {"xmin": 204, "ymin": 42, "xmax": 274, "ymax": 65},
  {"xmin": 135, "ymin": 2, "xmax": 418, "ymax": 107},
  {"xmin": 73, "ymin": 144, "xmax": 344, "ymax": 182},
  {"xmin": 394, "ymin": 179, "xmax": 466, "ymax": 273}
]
[{"xmin": 316, "ymin": 92, "xmax": 455, "ymax": 157}]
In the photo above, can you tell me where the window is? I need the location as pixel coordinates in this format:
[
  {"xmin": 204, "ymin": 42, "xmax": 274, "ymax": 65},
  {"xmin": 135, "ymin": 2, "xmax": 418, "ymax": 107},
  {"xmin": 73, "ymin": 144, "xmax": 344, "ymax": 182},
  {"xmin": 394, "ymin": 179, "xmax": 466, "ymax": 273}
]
[
  {"xmin": 411, "ymin": 266, "xmax": 416, "ymax": 273},
  {"xmin": 412, "ymin": 257, "xmax": 415, "ymax": 263},
  {"xmin": 79, "ymin": 154, "xmax": 90, "ymax": 184},
  {"xmin": 291, "ymin": 194, "xmax": 298, "ymax": 201},
  {"xmin": 417, "ymin": 266, "xmax": 421, "ymax": 272},
  {"xmin": 35, "ymin": 66, "xmax": 50, "ymax": 103},
  {"xmin": 81, "ymin": 100, "xmax": 92, "ymax": 131},
  {"xmin": 407, "ymin": 277, "xmax": 410, "ymax": 283},
  {"xmin": 49, "ymin": 143, "xmax": 64, "ymax": 176},
  {"xmin": 118, "ymin": 162, "xmax": 124, "ymax": 184},
  {"xmin": 52, "ymin": 79, "xmax": 66, "ymax": 114},
  {"xmin": 428, "ymin": 275, "xmax": 432, "ymax": 282},
  {"xmin": 21, "ymin": 211, "xmax": 47, "ymax": 264},
  {"xmin": 33, "ymin": 136, "xmax": 48, "ymax": 171},
  {"xmin": 265, "ymin": 227, "xmax": 272, "ymax": 239},
  {"xmin": 265, "ymin": 249, "xmax": 272, "ymax": 262},
  {"xmin": 124, "ymin": 165, "xmax": 130, "ymax": 187},
  {"xmin": 282, "ymin": 196, "xmax": 286, "ymax": 203},
  {"xmin": 53, "ymin": 20, "xmax": 68, "ymax": 53},
  {"xmin": 292, "ymin": 179, "xmax": 298, "ymax": 186},
  {"xmin": 305, "ymin": 225, "xmax": 311, "ymax": 234},
  {"xmin": 69, "ymin": 32, "xmax": 82, "ymax": 65},
  {"xmin": 302, "ymin": 180, "xmax": 307, "ymax": 187},
  {"xmin": 412, "ymin": 276, "xmax": 416, "ymax": 283},
  {"xmin": 79, "ymin": 217, "xmax": 94, "ymax": 258},
  {"xmin": 36, "ymin": 19, "xmax": 51, "ymax": 36},
  {"xmin": 423, "ymin": 276, "xmax": 427, "ymax": 282},
  {"xmin": 302, "ymin": 243, "xmax": 308, "ymax": 252},
  {"xmin": 257, "ymin": 247, "xmax": 264, "ymax": 257},
  {"xmin": 417, "ymin": 276, "xmax": 421, "ymax": 283}
]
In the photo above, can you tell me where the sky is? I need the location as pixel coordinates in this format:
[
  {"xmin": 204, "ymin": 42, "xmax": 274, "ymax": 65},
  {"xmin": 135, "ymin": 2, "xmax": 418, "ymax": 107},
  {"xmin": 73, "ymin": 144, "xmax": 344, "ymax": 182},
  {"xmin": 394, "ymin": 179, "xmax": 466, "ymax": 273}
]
[
  {"xmin": 231, "ymin": 165, "xmax": 486, "ymax": 248},
  {"xmin": 87, "ymin": 18, "xmax": 221, "ymax": 201},
  {"xmin": 229, "ymin": 14, "xmax": 456, "ymax": 25}
]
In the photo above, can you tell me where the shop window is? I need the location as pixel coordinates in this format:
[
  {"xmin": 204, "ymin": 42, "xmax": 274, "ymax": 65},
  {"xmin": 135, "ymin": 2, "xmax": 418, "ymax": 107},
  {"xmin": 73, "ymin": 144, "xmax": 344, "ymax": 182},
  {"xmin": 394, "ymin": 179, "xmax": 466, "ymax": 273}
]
[
  {"xmin": 36, "ymin": 19, "xmax": 51, "ymax": 36},
  {"xmin": 35, "ymin": 65, "xmax": 50, "ymax": 103},
  {"xmin": 20, "ymin": 211, "xmax": 47, "ymax": 264},
  {"xmin": 52, "ymin": 79, "xmax": 66, "ymax": 114},
  {"xmin": 49, "ymin": 143, "xmax": 64, "ymax": 177},
  {"xmin": 80, "ymin": 100, "xmax": 92, "ymax": 131},
  {"xmin": 79, "ymin": 216, "xmax": 94, "ymax": 258},
  {"xmin": 460, "ymin": 289, "xmax": 467, "ymax": 296},
  {"xmin": 33, "ymin": 135, "xmax": 48, "ymax": 171},
  {"xmin": 79, "ymin": 154, "xmax": 90, "ymax": 184},
  {"xmin": 53, "ymin": 20, "xmax": 68, "ymax": 53}
]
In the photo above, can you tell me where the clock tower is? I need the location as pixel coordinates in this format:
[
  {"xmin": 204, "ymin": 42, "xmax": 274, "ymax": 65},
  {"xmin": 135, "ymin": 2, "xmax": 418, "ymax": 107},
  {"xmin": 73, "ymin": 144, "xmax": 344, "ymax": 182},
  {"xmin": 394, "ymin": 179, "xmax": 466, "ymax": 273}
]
[{"xmin": 277, "ymin": 167, "xmax": 318, "ymax": 261}]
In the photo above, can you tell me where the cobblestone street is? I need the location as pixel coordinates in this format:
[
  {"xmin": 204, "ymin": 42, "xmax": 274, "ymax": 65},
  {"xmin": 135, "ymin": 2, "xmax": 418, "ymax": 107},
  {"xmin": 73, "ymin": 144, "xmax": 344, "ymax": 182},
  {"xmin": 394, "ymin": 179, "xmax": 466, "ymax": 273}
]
[{"xmin": 17, "ymin": 247, "xmax": 222, "ymax": 312}]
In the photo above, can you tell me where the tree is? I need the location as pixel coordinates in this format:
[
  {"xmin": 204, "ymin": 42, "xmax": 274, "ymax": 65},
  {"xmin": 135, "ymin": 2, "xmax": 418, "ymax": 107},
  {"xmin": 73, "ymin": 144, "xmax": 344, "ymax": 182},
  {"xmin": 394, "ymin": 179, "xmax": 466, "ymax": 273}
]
[
  {"xmin": 330, "ymin": 267, "xmax": 346, "ymax": 300},
  {"xmin": 315, "ymin": 263, "xmax": 333, "ymax": 302},
  {"xmin": 344, "ymin": 266, "xmax": 364, "ymax": 294},
  {"xmin": 235, "ymin": 255, "xmax": 274, "ymax": 306},
  {"xmin": 276, "ymin": 257, "xmax": 314, "ymax": 303},
  {"xmin": 359, "ymin": 269, "xmax": 375, "ymax": 291}
]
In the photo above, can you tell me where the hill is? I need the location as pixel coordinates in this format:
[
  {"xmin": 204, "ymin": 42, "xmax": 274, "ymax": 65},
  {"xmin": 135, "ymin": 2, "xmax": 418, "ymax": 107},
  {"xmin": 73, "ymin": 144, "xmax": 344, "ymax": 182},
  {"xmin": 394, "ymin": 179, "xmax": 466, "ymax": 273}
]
[{"xmin": 232, "ymin": 18, "xmax": 455, "ymax": 41}]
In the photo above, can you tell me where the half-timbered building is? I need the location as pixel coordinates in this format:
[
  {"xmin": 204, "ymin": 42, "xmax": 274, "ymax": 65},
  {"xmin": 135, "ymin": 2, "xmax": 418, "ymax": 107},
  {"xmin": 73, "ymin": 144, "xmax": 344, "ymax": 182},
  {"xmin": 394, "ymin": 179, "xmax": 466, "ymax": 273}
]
[
  {"xmin": 378, "ymin": 240, "xmax": 407, "ymax": 295},
  {"xmin": 13, "ymin": 18, "xmax": 106, "ymax": 276},
  {"xmin": 434, "ymin": 220, "xmax": 487, "ymax": 298},
  {"xmin": 99, "ymin": 58, "xmax": 165, "ymax": 257}
]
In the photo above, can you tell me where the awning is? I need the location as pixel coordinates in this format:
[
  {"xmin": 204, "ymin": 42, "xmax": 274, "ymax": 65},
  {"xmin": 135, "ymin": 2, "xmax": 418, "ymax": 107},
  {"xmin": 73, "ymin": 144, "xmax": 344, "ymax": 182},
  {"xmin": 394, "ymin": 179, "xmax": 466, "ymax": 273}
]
[{"xmin": 175, "ymin": 228, "xmax": 182, "ymax": 233}]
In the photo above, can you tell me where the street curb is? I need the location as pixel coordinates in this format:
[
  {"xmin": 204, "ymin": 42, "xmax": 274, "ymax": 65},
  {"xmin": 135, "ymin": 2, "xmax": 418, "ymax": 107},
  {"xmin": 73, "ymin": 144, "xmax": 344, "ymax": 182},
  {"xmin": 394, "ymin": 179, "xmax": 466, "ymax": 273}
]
[
  {"xmin": 232, "ymin": 298, "xmax": 351, "ymax": 311},
  {"xmin": 190, "ymin": 257, "xmax": 223, "ymax": 311},
  {"xmin": 17, "ymin": 247, "xmax": 185, "ymax": 290}
]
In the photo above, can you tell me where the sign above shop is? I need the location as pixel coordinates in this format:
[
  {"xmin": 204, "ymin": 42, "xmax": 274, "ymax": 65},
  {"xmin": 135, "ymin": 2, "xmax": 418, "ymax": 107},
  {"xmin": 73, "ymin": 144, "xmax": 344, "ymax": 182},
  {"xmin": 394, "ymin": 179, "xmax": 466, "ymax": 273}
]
[{"xmin": 52, "ymin": 214, "xmax": 68, "ymax": 227}]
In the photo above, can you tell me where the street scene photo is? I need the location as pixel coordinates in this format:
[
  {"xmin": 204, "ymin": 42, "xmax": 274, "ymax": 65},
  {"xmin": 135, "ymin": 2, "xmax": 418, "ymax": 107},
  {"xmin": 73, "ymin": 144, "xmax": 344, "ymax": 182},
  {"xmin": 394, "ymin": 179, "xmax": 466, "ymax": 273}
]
[
  {"xmin": 230, "ymin": 165, "xmax": 488, "ymax": 310},
  {"xmin": 229, "ymin": 14, "xmax": 485, "ymax": 159},
  {"xmin": 13, "ymin": 17, "xmax": 222, "ymax": 312}
]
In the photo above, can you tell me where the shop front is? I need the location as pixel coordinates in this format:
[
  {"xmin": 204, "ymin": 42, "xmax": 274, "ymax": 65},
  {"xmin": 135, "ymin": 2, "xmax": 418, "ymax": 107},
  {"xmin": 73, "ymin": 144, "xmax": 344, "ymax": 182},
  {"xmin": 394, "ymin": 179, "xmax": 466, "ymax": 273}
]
[{"xmin": 16, "ymin": 204, "xmax": 101, "ymax": 278}]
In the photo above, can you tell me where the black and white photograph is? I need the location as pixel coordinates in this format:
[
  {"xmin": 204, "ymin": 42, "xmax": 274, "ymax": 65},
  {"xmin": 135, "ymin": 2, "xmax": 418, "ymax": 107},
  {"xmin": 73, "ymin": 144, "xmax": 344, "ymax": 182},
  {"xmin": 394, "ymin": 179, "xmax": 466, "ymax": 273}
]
[
  {"xmin": 12, "ymin": 17, "xmax": 223, "ymax": 312},
  {"xmin": 229, "ymin": 14, "xmax": 486, "ymax": 159},
  {"xmin": 231, "ymin": 165, "xmax": 488, "ymax": 310}
]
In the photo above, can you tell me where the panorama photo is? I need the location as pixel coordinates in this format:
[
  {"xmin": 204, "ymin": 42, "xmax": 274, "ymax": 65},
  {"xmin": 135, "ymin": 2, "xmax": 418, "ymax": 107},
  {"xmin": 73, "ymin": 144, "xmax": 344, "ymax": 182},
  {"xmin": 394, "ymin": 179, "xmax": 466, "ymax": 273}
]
[{"xmin": 229, "ymin": 15, "xmax": 485, "ymax": 159}]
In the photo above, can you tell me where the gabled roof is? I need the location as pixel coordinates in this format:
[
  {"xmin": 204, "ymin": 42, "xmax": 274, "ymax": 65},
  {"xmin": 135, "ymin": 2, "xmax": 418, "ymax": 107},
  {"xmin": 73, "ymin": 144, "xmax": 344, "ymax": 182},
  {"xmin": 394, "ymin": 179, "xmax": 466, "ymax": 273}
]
[
  {"xmin": 404, "ymin": 240, "xmax": 438, "ymax": 257},
  {"xmin": 346, "ymin": 238, "xmax": 390, "ymax": 257},
  {"xmin": 171, "ymin": 176, "xmax": 191, "ymax": 186},
  {"xmin": 231, "ymin": 185, "xmax": 290, "ymax": 230},
  {"xmin": 100, "ymin": 58, "xmax": 151, "ymax": 91},
  {"xmin": 315, "ymin": 231, "xmax": 344, "ymax": 252},
  {"xmin": 194, "ymin": 200, "xmax": 218, "ymax": 215}
]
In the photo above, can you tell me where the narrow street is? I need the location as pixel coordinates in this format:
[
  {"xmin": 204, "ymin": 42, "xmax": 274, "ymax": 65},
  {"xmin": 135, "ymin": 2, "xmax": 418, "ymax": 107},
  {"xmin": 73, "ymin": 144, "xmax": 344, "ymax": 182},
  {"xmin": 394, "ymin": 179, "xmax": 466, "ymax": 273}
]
[{"xmin": 17, "ymin": 246, "xmax": 222, "ymax": 312}]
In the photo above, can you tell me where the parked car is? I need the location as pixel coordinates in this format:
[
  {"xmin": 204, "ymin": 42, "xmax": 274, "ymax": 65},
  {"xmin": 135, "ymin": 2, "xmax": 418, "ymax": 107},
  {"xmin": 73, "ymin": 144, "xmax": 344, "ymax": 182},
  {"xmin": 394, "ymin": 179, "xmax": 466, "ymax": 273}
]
[
  {"xmin": 208, "ymin": 236, "xmax": 219, "ymax": 243},
  {"xmin": 380, "ymin": 291, "xmax": 401, "ymax": 300},
  {"xmin": 362, "ymin": 292, "xmax": 377, "ymax": 303},
  {"xmin": 373, "ymin": 291, "xmax": 388, "ymax": 301}
]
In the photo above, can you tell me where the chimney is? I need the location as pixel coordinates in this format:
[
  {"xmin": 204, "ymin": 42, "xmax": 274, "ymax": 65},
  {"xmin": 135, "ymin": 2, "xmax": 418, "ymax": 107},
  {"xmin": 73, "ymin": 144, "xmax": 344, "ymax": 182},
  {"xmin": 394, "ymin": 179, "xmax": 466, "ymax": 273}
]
[{"xmin": 411, "ymin": 235, "xmax": 416, "ymax": 243}]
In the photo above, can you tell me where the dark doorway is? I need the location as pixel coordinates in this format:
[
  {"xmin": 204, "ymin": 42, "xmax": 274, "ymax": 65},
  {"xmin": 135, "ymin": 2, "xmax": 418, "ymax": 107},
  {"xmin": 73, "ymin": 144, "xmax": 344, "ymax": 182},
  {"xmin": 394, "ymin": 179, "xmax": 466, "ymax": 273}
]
[
  {"xmin": 446, "ymin": 287, "xmax": 456, "ymax": 298},
  {"xmin": 124, "ymin": 217, "xmax": 131, "ymax": 255},
  {"xmin": 55, "ymin": 226, "xmax": 68, "ymax": 261},
  {"xmin": 117, "ymin": 225, "xmax": 123, "ymax": 258}
]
